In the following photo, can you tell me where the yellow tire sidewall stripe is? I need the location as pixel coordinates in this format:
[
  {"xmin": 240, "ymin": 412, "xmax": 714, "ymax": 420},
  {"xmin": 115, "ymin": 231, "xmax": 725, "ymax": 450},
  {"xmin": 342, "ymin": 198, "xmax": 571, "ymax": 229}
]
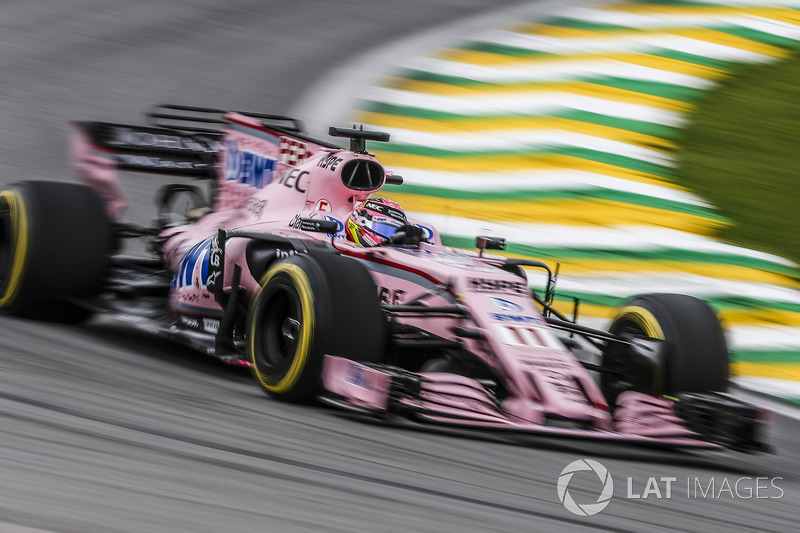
[
  {"xmin": 614, "ymin": 305, "xmax": 665, "ymax": 339},
  {"xmin": 0, "ymin": 190, "xmax": 28, "ymax": 306},
  {"xmin": 250, "ymin": 262, "xmax": 315, "ymax": 394}
]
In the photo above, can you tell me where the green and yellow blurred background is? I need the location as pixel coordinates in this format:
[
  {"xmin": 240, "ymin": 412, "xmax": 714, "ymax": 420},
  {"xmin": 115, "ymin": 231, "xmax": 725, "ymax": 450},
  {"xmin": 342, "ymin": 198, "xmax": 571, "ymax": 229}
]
[{"xmin": 352, "ymin": 0, "xmax": 800, "ymax": 401}]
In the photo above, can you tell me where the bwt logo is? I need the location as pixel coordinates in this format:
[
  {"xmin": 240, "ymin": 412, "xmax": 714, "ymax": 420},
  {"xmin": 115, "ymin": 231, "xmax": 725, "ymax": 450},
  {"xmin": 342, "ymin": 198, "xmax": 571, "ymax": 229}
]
[
  {"xmin": 557, "ymin": 459, "xmax": 614, "ymax": 516},
  {"xmin": 224, "ymin": 139, "xmax": 277, "ymax": 188},
  {"xmin": 488, "ymin": 296, "xmax": 523, "ymax": 313}
]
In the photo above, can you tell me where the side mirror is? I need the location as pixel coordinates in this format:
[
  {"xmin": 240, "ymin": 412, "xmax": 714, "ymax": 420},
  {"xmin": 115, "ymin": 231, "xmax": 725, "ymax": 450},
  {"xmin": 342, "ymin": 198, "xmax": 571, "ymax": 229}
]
[
  {"xmin": 299, "ymin": 218, "xmax": 339, "ymax": 233},
  {"xmin": 476, "ymin": 236, "xmax": 506, "ymax": 253}
]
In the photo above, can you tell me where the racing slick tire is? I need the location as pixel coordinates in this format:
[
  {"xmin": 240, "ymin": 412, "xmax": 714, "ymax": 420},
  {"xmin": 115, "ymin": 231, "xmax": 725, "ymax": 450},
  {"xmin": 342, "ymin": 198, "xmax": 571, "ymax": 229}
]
[
  {"xmin": 0, "ymin": 181, "xmax": 112, "ymax": 322},
  {"xmin": 600, "ymin": 293, "xmax": 728, "ymax": 405},
  {"xmin": 247, "ymin": 252, "xmax": 387, "ymax": 403}
]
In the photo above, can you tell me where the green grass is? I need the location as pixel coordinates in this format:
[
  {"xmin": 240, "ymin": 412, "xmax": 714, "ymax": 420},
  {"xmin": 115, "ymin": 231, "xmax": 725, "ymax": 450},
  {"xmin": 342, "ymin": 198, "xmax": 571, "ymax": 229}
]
[{"xmin": 674, "ymin": 53, "xmax": 800, "ymax": 268}]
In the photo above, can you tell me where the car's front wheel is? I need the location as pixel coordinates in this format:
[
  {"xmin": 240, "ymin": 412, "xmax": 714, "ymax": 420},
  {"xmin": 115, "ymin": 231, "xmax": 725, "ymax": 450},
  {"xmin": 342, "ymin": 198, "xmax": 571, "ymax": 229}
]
[
  {"xmin": 247, "ymin": 252, "xmax": 387, "ymax": 402},
  {"xmin": 600, "ymin": 293, "xmax": 728, "ymax": 405}
]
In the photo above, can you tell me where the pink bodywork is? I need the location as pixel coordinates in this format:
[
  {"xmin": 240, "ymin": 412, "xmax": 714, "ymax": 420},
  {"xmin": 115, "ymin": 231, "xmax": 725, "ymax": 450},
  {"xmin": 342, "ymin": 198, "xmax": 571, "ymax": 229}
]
[
  {"xmin": 71, "ymin": 113, "xmax": 735, "ymax": 446},
  {"xmin": 322, "ymin": 358, "xmax": 721, "ymax": 448}
]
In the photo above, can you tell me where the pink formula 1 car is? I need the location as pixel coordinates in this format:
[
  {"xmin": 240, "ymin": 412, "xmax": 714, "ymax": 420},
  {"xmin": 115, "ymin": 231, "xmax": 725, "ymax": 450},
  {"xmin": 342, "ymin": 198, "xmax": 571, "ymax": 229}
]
[{"xmin": 0, "ymin": 105, "xmax": 770, "ymax": 452}]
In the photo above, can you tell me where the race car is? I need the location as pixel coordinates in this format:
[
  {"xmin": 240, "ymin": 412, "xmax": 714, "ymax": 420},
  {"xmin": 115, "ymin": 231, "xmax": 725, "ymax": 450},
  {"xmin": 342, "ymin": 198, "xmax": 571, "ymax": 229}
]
[{"xmin": 0, "ymin": 105, "xmax": 770, "ymax": 452}]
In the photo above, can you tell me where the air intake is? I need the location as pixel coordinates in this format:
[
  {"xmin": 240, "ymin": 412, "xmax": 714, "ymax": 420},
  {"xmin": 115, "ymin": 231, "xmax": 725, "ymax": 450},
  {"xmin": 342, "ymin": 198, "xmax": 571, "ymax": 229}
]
[{"xmin": 340, "ymin": 160, "xmax": 385, "ymax": 191}]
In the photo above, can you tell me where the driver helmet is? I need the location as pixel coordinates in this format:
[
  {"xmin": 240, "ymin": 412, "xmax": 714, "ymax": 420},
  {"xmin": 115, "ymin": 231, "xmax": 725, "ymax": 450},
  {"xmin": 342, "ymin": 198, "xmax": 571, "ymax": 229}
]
[{"xmin": 346, "ymin": 198, "xmax": 407, "ymax": 246}]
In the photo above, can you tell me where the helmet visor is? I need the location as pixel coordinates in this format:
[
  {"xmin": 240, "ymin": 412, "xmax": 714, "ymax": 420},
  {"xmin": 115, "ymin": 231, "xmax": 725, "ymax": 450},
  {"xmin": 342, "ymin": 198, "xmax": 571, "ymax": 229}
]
[{"xmin": 367, "ymin": 221, "xmax": 403, "ymax": 240}]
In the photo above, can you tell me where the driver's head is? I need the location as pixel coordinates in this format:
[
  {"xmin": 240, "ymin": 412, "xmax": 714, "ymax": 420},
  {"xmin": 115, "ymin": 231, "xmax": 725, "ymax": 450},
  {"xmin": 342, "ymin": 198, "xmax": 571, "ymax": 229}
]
[{"xmin": 346, "ymin": 198, "xmax": 407, "ymax": 246}]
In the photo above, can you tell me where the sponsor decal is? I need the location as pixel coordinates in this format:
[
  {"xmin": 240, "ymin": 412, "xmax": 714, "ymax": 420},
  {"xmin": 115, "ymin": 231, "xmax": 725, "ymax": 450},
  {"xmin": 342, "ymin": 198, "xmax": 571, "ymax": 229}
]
[
  {"xmin": 488, "ymin": 297, "xmax": 523, "ymax": 312},
  {"xmin": 420, "ymin": 391, "xmax": 498, "ymax": 414},
  {"xmin": 176, "ymin": 237, "xmax": 214, "ymax": 290},
  {"xmin": 278, "ymin": 136, "xmax": 309, "ymax": 166},
  {"xmin": 275, "ymin": 249, "xmax": 300, "ymax": 259},
  {"xmin": 276, "ymin": 168, "xmax": 309, "ymax": 193},
  {"xmin": 224, "ymin": 138, "xmax": 277, "ymax": 189},
  {"xmin": 178, "ymin": 314, "xmax": 220, "ymax": 334},
  {"xmin": 205, "ymin": 232, "xmax": 224, "ymax": 292},
  {"xmin": 206, "ymin": 269, "xmax": 221, "ymax": 288},
  {"xmin": 203, "ymin": 318, "xmax": 220, "ymax": 334},
  {"xmin": 490, "ymin": 313, "xmax": 541, "ymax": 324},
  {"xmin": 378, "ymin": 287, "xmax": 406, "ymax": 305},
  {"xmin": 117, "ymin": 154, "xmax": 207, "ymax": 170},
  {"xmin": 317, "ymin": 153, "xmax": 343, "ymax": 170},
  {"xmin": 314, "ymin": 198, "xmax": 332, "ymax": 212},
  {"xmin": 242, "ymin": 197, "xmax": 267, "ymax": 218},
  {"xmin": 524, "ymin": 356, "xmax": 585, "ymax": 400},
  {"xmin": 107, "ymin": 126, "xmax": 216, "ymax": 153},
  {"xmin": 363, "ymin": 200, "xmax": 404, "ymax": 223},
  {"xmin": 208, "ymin": 234, "xmax": 223, "ymax": 269},
  {"xmin": 178, "ymin": 314, "xmax": 201, "ymax": 330},
  {"xmin": 468, "ymin": 278, "xmax": 529, "ymax": 296},
  {"xmin": 347, "ymin": 364, "xmax": 369, "ymax": 389},
  {"xmin": 289, "ymin": 214, "xmax": 339, "ymax": 236}
]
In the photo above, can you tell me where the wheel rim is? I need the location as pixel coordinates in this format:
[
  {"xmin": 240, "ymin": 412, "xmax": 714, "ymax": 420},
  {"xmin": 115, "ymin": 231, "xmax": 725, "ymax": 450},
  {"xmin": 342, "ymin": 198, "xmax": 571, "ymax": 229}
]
[
  {"xmin": 601, "ymin": 316, "xmax": 648, "ymax": 403},
  {"xmin": 610, "ymin": 316, "xmax": 647, "ymax": 338},
  {"xmin": 255, "ymin": 281, "xmax": 303, "ymax": 378},
  {"xmin": 249, "ymin": 262, "xmax": 316, "ymax": 396}
]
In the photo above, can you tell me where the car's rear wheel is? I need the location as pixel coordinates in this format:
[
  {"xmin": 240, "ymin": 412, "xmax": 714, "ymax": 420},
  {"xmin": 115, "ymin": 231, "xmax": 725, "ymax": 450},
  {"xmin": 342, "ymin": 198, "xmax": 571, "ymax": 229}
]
[
  {"xmin": 601, "ymin": 293, "xmax": 728, "ymax": 405},
  {"xmin": 247, "ymin": 252, "xmax": 387, "ymax": 402},
  {"xmin": 0, "ymin": 181, "xmax": 112, "ymax": 322}
]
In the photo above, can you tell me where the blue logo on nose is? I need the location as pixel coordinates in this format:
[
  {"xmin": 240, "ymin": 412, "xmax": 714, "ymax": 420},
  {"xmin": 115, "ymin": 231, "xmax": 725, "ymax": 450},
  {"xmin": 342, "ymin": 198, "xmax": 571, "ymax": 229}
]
[{"xmin": 489, "ymin": 297, "xmax": 523, "ymax": 312}]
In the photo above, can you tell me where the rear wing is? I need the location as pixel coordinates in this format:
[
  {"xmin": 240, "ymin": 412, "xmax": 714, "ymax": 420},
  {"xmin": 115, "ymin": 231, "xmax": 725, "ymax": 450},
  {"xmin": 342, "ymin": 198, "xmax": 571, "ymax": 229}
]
[
  {"xmin": 71, "ymin": 104, "xmax": 343, "ymax": 217},
  {"xmin": 72, "ymin": 120, "xmax": 220, "ymax": 179},
  {"xmin": 147, "ymin": 104, "xmax": 344, "ymax": 154},
  {"xmin": 72, "ymin": 104, "xmax": 313, "ymax": 180},
  {"xmin": 147, "ymin": 104, "xmax": 304, "ymax": 135}
]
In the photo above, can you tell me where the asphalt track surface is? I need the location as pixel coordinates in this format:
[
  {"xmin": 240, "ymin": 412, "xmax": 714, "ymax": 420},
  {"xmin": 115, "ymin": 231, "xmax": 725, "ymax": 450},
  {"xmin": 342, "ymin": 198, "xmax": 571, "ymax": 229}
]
[{"xmin": 1, "ymin": 1, "xmax": 799, "ymax": 532}]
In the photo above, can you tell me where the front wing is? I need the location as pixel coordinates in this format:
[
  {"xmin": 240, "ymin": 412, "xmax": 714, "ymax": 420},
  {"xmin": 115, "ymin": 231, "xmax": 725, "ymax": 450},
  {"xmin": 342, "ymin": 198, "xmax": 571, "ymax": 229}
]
[{"xmin": 321, "ymin": 356, "xmax": 771, "ymax": 453}]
